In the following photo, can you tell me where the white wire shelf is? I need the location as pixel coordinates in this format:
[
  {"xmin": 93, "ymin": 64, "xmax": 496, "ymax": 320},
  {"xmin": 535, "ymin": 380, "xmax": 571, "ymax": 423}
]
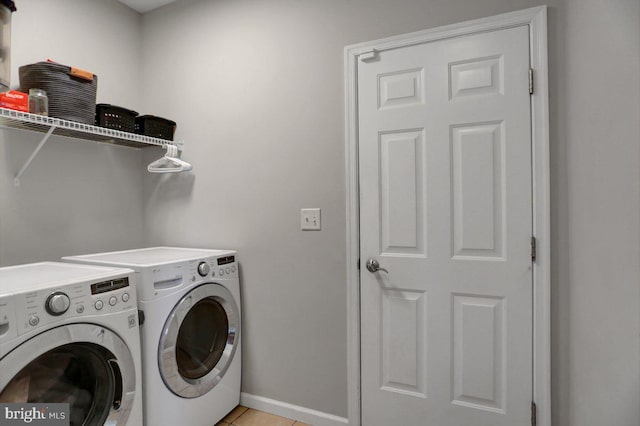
[
  {"xmin": 0, "ymin": 108, "xmax": 183, "ymax": 186},
  {"xmin": 0, "ymin": 107, "xmax": 182, "ymax": 149}
]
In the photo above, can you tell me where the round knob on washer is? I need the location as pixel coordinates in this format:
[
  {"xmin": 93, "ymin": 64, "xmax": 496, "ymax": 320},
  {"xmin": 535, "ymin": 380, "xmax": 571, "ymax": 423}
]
[
  {"xmin": 46, "ymin": 292, "xmax": 70, "ymax": 316},
  {"xmin": 197, "ymin": 262, "xmax": 210, "ymax": 277}
]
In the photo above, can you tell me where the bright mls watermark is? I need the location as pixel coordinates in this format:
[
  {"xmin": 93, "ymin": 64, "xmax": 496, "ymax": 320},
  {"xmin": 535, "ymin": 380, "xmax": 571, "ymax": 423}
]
[{"xmin": 0, "ymin": 404, "xmax": 69, "ymax": 426}]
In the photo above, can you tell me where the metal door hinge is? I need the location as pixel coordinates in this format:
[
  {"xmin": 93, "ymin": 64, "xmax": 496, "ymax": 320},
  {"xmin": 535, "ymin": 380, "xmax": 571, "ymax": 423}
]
[
  {"xmin": 357, "ymin": 258, "xmax": 361, "ymax": 270},
  {"xmin": 531, "ymin": 236, "xmax": 537, "ymax": 262},
  {"xmin": 529, "ymin": 68, "xmax": 534, "ymax": 94},
  {"xmin": 531, "ymin": 401, "xmax": 537, "ymax": 426}
]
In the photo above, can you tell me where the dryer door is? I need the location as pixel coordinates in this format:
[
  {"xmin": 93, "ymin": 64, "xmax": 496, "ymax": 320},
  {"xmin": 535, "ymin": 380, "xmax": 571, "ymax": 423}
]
[
  {"xmin": 0, "ymin": 323, "xmax": 136, "ymax": 426},
  {"xmin": 159, "ymin": 283, "xmax": 240, "ymax": 398}
]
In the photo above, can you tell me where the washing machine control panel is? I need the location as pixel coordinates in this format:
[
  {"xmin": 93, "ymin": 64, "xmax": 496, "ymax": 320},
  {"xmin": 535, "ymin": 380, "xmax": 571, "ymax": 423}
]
[
  {"xmin": 197, "ymin": 262, "xmax": 210, "ymax": 277},
  {"xmin": 0, "ymin": 295, "xmax": 17, "ymax": 344},
  {"xmin": 186, "ymin": 256, "xmax": 237, "ymax": 283},
  {"xmin": 215, "ymin": 255, "xmax": 237, "ymax": 278},
  {"xmin": 10, "ymin": 275, "xmax": 136, "ymax": 337},
  {"xmin": 90, "ymin": 277, "xmax": 133, "ymax": 313},
  {"xmin": 45, "ymin": 292, "xmax": 71, "ymax": 316}
]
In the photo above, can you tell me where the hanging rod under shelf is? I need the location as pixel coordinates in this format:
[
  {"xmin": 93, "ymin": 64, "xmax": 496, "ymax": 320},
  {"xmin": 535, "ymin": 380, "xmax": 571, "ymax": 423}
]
[{"xmin": 0, "ymin": 108, "xmax": 183, "ymax": 186}]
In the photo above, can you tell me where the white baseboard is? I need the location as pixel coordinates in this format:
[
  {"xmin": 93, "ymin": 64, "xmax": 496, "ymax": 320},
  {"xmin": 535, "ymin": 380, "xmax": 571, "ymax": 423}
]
[{"xmin": 240, "ymin": 393, "xmax": 348, "ymax": 426}]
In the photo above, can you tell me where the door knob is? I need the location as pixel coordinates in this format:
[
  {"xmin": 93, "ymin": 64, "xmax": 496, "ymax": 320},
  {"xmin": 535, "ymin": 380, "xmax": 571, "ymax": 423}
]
[{"xmin": 366, "ymin": 258, "xmax": 388, "ymax": 274}]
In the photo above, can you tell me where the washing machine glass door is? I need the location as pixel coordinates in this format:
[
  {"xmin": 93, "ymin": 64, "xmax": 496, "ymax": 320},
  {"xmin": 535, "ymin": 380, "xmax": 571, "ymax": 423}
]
[
  {"xmin": 0, "ymin": 323, "xmax": 136, "ymax": 426},
  {"xmin": 159, "ymin": 283, "xmax": 240, "ymax": 398}
]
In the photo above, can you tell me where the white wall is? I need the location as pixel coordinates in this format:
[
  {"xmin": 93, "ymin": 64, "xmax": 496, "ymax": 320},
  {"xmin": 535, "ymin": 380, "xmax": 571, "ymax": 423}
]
[
  {"xmin": 559, "ymin": 0, "xmax": 640, "ymax": 424},
  {"xmin": 140, "ymin": 0, "xmax": 640, "ymax": 424},
  {"xmin": 0, "ymin": 0, "xmax": 145, "ymax": 265}
]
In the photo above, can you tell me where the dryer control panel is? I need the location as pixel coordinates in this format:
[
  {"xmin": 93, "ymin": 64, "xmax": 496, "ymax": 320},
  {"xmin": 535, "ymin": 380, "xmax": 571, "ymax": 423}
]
[
  {"xmin": 9, "ymin": 275, "xmax": 137, "ymax": 337},
  {"xmin": 187, "ymin": 255, "xmax": 237, "ymax": 284},
  {"xmin": 143, "ymin": 256, "xmax": 238, "ymax": 300}
]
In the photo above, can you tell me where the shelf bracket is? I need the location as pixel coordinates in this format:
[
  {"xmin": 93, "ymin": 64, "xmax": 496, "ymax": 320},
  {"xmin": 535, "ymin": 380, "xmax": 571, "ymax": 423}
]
[{"xmin": 14, "ymin": 125, "xmax": 56, "ymax": 187}]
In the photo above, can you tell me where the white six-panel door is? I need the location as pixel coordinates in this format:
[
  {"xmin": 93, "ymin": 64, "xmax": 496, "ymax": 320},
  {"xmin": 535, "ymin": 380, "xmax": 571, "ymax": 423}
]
[{"xmin": 358, "ymin": 25, "xmax": 533, "ymax": 425}]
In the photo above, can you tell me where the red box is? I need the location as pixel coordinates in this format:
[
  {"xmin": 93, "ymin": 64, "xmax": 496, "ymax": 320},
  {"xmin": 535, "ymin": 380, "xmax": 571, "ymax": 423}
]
[{"xmin": 0, "ymin": 90, "xmax": 28, "ymax": 112}]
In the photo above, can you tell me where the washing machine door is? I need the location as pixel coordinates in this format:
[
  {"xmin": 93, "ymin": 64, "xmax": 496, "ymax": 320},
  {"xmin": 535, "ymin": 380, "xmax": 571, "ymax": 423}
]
[
  {"xmin": 158, "ymin": 283, "xmax": 240, "ymax": 398},
  {"xmin": 0, "ymin": 323, "xmax": 136, "ymax": 426}
]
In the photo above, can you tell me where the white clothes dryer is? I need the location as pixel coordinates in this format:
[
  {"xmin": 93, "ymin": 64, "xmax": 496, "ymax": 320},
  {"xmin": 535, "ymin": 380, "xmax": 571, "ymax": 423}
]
[
  {"xmin": 63, "ymin": 247, "xmax": 241, "ymax": 426},
  {"xmin": 0, "ymin": 262, "xmax": 143, "ymax": 426}
]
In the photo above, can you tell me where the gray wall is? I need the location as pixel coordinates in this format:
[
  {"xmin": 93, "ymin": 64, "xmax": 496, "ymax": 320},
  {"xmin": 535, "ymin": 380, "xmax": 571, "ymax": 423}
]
[
  {"xmin": 556, "ymin": 1, "xmax": 640, "ymax": 424},
  {"xmin": 1, "ymin": 1, "xmax": 638, "ymax": 425},
  {"xmin": 140, "ymin": 0, "xmax": 640, "ymax": 424},
  {"xmin": 0, "ymin": 0, "xmax": 145, "ymax": 265}
]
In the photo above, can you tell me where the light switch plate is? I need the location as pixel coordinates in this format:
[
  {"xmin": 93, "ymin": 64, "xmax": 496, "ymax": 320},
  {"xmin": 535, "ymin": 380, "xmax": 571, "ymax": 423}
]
[{"xmin": 301, "ymin": 208, "xmax": 321, "ymax": 231}]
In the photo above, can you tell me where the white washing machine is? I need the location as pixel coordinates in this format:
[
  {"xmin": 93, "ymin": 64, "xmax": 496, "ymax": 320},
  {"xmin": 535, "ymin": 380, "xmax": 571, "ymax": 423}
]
[
  {"xmin": 63, "ymin": 247, "xmax": 241, "ymax": 426},
  {"xmin": 0, "ymin": 262, "xmax": 143, "ymax": 426}
]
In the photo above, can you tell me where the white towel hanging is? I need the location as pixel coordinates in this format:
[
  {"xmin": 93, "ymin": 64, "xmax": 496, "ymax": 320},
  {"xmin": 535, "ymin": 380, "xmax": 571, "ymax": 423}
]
[{"xmin": 147, "ymin": 144, "xmax": 192, "ymax": 173}]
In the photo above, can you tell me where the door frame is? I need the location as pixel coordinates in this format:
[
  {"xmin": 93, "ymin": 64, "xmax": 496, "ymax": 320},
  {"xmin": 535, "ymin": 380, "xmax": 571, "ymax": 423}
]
[{"xmin": 344, "ymin": 6, "xmax": 550, "ymax": 426}]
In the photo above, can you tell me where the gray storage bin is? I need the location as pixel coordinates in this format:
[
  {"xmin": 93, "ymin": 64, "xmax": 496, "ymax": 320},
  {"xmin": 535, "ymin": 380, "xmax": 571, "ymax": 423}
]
[{"xmin": 19, "ymin": 61, "xmax": 98, "ymax": 124}]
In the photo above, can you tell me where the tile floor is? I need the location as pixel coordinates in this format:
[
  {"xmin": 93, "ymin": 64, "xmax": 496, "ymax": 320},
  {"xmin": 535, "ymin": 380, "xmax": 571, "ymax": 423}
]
[{"xmin": 216, "ymin": 406, "xmax": 310, "ymax": 426}]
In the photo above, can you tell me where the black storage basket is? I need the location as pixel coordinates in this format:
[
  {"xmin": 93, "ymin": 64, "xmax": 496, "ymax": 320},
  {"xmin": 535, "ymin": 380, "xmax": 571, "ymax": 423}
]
[
  {"xmin": 19, "ymin": 62, "xmax": 98, "ymax": 124},
  {"xmin": 95, "ymin": 104, "xmax": 138, "ymax": 133},
  {"xmin": 135, "ymin": 115, "xmax": 176, "ymax": 140}
]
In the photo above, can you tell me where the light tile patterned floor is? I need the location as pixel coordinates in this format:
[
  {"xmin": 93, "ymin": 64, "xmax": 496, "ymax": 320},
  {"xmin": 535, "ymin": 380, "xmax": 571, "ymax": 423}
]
[{"xmin": 216, "ymin": 406, "xmax": 311, "ymax": 426}]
